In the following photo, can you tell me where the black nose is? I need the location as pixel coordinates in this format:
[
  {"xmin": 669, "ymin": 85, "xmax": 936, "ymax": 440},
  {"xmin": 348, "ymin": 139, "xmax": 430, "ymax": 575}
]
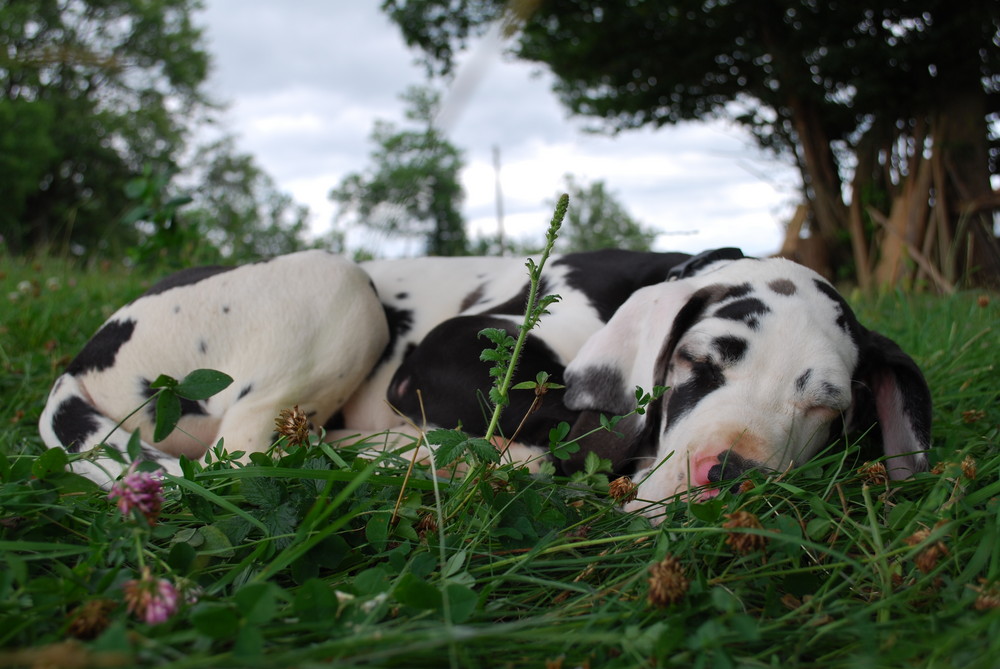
[{"xmin": 707, "ymin": 451, "xmax": 755, "ymax": 485}]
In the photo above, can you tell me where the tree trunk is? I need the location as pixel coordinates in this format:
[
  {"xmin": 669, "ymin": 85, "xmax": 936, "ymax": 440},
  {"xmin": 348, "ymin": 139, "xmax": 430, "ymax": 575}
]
[{"xmin": 932, "ymin": 89, "xmax": 1000, "ymax": 287}]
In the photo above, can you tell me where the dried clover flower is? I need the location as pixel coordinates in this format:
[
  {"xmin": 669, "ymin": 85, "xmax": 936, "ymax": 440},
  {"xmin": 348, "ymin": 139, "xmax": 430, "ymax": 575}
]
[
  {"xmin": 972, "ymin": 579, "xmax": 1000, "ymax": 611},
  {"xmin": 608, "ymin": 476, "xmax": 638, "ymax": 504},
  {"xmin": 723, "ymin": 510, "xmax": 768, "ymax": 555},
  {"xmin": 275, "ymin": 405, "xmax": 310, "ymax": 447},
  {"xmin": 647, "ymin": 554, "xmax": 689, "ymax": 606},
  {"xmin": 961, "ymin": 456, "xmax": 977, "ymax": 480},
  {"xmin": 858, "ymin": 461, "xmax": 888, "ymax": 485},
  {"xmin": 68, "ymin": 600, "xmax": 117, "ymax": 640},
  {"xmin": 904, "ymin": 527, "xmax": 949, "ymax": 574},
  {"xmin": 416, "ymin": 513, "xmax": 438, "ymax": 540},
  {"xmin": 108, "ymin": 463, "xmax": 164, "ymax": 525},
  {"xmin": 962, "ymin": 410, "xmax": 986, "ymax": 424}
]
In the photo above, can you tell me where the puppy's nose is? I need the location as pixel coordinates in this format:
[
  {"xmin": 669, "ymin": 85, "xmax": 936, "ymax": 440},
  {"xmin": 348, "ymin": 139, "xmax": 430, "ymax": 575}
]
[{"xmin": 706, "ymin": 450, "xmax": 755, "ymax": 484}]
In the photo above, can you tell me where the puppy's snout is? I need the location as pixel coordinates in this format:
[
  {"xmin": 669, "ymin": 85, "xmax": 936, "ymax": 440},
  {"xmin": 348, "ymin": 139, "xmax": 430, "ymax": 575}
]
[
  {"xmin": 693, "ymin": 450, "xmax": 758, "ymax": 495},
  {"xmin": 707, "ymin": 451, "xmax": 756, "ymax": 483}
]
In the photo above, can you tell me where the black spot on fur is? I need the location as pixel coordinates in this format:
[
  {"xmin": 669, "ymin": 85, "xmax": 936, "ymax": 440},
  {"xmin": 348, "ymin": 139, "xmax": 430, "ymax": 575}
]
[
  {"xmin": 484, "ymin": 279, "xmax": 539, "ymax": 316},
  {"xmin": 142, "ymin": 265, "xmax": 237, "ymax": 297},
  {"xmin": 665, "ymin": 359, "xmax": 726, "ymax": 430},
  {"xmin": 819, "ymin": 381, "xmax": 845, "ymax": 405},
  {"xmin": 372, "ymin": 304, "xmax": 415, "ymax": 370},
  {"xmin": 713, "ymin": 298, "xmax": 771, "ymax": 330},
  {"xmin": 712, "ymin": 336, "xmax": 748, "ymax": 365},
  {"xmin": 554, "ymin": 249, "xmax": 691, "ymax": 322},
  {"xmin": 795, "ymin": 369, "xmax": 813, "ymax": 393},
  {"xmin": 65, "ymin": 319, "xmax": 136, "ymax": 376},
  {"xmin": 199, "ymin": 340, "xmax": 208, "ymax": 355},
  {"xmin": 395, "ymin": 292, "xmax": 409, "ymax": 300},
  {"xmin": 813, "ymin": 279, "xmax": 862, "ymax": 342},
  {"xmin": 52, "ymin": 396, "xmax": 101, "ymax": 453},
  {"xmin": 460, "ymin": 283, "xmax": 486, "ymax": 312},
  {"xmin": 564, "ymin": 365, "xmax": 633, "ymax": 416},
  {"xmin": 222, "ymin": 306, "xmax": 230, "ymax": 314},
  {"xmin": 238, "ymin": 384, "xmax": 253, "ymax": 400},
  {"xmin": 768, "ymin": 279, "xmax": 797, "ymax": 295},
  {"xmin": 721, "ymin": 283, "xmax": 753, "ymax": 300}
]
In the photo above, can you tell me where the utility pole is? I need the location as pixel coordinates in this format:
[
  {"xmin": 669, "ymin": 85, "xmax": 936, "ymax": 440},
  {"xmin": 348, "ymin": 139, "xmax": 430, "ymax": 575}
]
[{"xmin": 493, "ymin": 144, "xmax": 505, "ymax": 256}]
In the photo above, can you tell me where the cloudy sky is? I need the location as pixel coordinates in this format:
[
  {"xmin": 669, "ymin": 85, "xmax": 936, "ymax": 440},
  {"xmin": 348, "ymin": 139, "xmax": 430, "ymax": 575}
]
[{"xmin": 198, "ymin": 2, "xmax": 800, "ymax": 256}]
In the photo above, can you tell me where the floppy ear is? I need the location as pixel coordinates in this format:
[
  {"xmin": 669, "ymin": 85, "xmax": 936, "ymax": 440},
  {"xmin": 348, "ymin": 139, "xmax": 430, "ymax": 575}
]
[
  {"xmin": 851, "ymin": 331, "xmax": 932, "ymax": 479},
  {"xmin": 563, "ymin": 281, "xmax": 696, "ymax": 414},
  {"xmin": 559, "ymin": 280, "xmax": 733, "ymax": 474}
]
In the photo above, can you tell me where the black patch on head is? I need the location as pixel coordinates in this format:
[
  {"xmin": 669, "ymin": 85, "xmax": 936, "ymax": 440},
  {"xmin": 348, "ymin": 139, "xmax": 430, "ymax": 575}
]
[
  {"xmin": 768, "ymin": 279, "xmax": 797, "ymax": 295},
  {"xmin": 712, "ymin": 336, "xmax": 748, "ymax": 365},
  {"xmin": 713, "ymin": 297, "xmax": 771, "ymax": 330},
  {"xmin": 819, "ymin": 381, "xmax": 845, "ymax": 404},
  {"xmin": 664, "ymin": 358, "xmax": 726, "ymax": 430},
  {"xmin": 238, "ymin": 384, "xmax": 253, "ymax": 400},
  {"xmin": 142, "ymin": 265, "xmax": 237, "ymax": 297},
  {"xmin": 460, "ymin": 283, "xmax": 486, "ymax": 312},
  {"xmin": 554, "ymin": 249, "xmax": 692, "ymax": 322},
  {"xmin": 65, "ymin": 319, "xmax": 136, "ymax": 376},
  {"xmin": 813, "ymin": 279, "xmax": 862, "ymax": 343},
  {"xmin": 721, "ymin": 283, "xmax": 753, "ymax": 300},
  {"xmin": 795, "ymin": 369, "xmax": 813, "ymax": 393},
  {"xmin": 141, "ymin": 378, "xmax": 207, "ymax": 421},
  {"xmin": 52, "ymin": 396, "xmax": 101, "ymax": 453},
  {"xmin": 564, "ymin": 365, "xmax": 633, "ymax": 415}
]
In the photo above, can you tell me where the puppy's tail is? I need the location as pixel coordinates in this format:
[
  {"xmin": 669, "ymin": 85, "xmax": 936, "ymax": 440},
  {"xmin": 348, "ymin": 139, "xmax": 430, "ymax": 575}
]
[{"xmin": 38, "ymin": 373, "xmax": 183, "ymax": 487}]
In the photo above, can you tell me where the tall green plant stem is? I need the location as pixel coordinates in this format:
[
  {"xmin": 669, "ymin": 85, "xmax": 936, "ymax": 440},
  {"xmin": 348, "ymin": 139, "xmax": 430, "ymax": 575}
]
[{"xmin": 482, "ymin": 194, "xmax": 568, "ymax": 443}]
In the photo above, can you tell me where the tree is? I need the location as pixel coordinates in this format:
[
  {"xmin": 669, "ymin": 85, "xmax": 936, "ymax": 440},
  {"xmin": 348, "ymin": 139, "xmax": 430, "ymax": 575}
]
[
  {"xmin": 383, "ymin": 0, "xmax": 1000, "ymax": 287},
  {"xmin": 185, "ymin": 138, "xmax": 313, "ymax": 262},
  {"xmin": 553, "ymin": 175, "xmax": 657, "ymax": 253},
  {"xmin": 330, "ymin": 86, "xmax": 468, "ymax": 256},
  {"xmin": 0, "ymin": 0, "xmax": 210, "ymax": 255}
]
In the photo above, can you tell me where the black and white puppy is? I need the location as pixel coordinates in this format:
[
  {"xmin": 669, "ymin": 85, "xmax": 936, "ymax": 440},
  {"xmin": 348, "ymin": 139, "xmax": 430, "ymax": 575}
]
[
  {"xmin": 559, "ymin": 256, "xmax": 931, "ymax": 514},
  {"xmin": 38, "ymin": 249, "xmax": 931, "ymax": 519}
]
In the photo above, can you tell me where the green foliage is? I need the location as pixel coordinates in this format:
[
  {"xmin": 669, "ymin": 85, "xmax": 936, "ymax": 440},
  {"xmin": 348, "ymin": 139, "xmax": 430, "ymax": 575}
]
[
  {"xmin": 554, "ymin": 175, "xmax": 657, "ymax": 253},
  {"xmin": 0, "ymin": 0, "xmax": 211, "ymax": 255},
  {"xmin": 2, "ymin": 255, "xmax": 999, "ymax": 667},
  {"xmin": 148, "ymin": 370, "xmax": 234, "ymax": 442},
  {"xmin": 185, "ymin": 137, "xmax": 314, "ymax": 263},
  {"xmin": 330, "ymin": 86, "xmax": 469, "ymax": 256}
]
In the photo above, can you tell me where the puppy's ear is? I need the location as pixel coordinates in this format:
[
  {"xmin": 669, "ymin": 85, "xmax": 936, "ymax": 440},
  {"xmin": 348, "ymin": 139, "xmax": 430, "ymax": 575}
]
[
  {"xmin": 564, "ymin": 281, "xmax": 697, "ymax": 415},
  {"xmin": 852, "ymin": 331, "xmax": 932, "ymax": 479}
]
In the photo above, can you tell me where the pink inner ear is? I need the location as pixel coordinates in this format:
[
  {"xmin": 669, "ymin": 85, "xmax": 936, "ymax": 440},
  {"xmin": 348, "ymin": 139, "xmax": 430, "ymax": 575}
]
[{"xmin": 873, "ymin": 371, "xmax": 926, "ymax": 480}]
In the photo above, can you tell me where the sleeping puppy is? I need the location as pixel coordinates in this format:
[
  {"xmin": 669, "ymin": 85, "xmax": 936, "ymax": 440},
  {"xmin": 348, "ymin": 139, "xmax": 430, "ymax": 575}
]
[
  {"xmin": 557, "ymin": 256, "xmax": 931, "ymax": 515},
  {"xmin": 38, "ymin": 249, "xmax": 930, "ymax": 521}
]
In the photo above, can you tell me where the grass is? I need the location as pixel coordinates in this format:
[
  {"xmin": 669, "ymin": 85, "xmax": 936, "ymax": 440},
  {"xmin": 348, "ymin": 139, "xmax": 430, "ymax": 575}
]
[{"xmin": 1, "ymin": 251, "xmax": 998, "ymax": 668}]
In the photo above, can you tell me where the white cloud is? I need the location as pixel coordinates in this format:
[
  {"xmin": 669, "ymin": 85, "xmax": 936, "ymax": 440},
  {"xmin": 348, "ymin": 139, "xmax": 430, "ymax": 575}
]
[{"xmin": 197, "ymin": 2, "xmax": 799, "ymax": 257}]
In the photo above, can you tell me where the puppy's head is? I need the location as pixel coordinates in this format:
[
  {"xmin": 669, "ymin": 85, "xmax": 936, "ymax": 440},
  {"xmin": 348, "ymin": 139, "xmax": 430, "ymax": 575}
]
[{"xmin": 563, "ymin": 258, "xmax": 931, "ymax": 516}]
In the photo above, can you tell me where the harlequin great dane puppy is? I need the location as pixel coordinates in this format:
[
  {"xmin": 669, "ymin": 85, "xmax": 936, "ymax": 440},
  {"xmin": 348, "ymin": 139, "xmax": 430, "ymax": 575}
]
[
  {"xmin": 558, "ymin": 255, "xmax": 931, "ymax": 516},
  {"xmin": 39, "ymin": 248, "xmax": 931, "ymax": 518}
]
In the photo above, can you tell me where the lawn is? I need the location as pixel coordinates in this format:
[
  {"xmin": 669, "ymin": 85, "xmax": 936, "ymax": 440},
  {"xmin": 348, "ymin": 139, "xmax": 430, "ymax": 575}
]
[{"xmin": 1, "ymin": 252, "xmax": 998, "ymax": 668}]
